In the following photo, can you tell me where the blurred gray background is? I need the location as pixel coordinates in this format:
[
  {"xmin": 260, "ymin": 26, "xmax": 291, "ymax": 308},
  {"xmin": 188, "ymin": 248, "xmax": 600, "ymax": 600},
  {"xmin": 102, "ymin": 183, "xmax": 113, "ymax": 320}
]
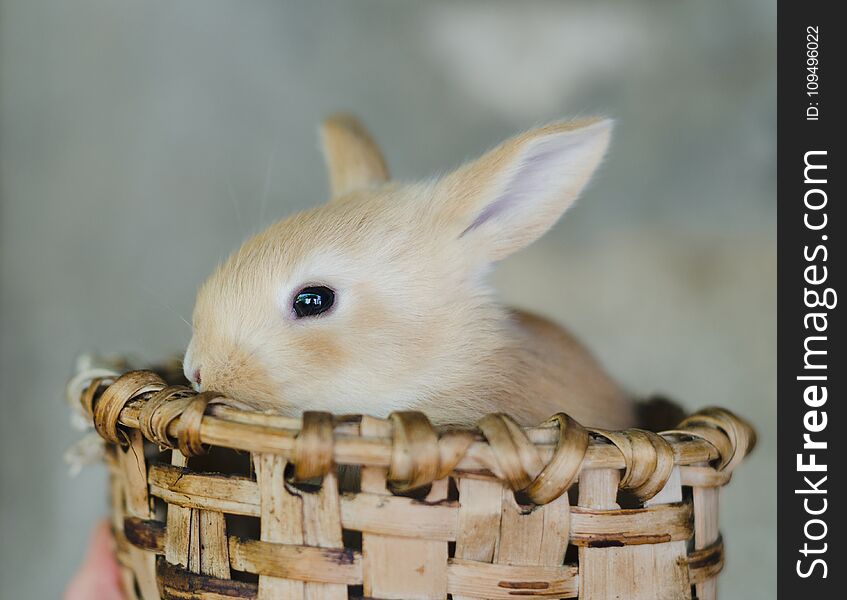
[{"xmin": 0, "ymin": 1, "xmax": 775, "ymax": 598}]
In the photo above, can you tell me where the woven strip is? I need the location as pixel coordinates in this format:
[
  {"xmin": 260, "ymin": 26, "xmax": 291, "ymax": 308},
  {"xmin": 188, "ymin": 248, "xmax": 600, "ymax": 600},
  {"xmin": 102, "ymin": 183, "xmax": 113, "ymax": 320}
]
[
  {"xmin": 686, "ymin": 536, "xmax": 725, "ymax": 584},
  {"xmin": 80, "ymin": 377, "xmax": 110, "ymax": 419},
  {"xmin": 94, "ymin": 371, "xmax": 165, "ymax": 446},
  {"xmin": 387, "ymin": 412, "xmax": 440, "ymax": 492},
  {"xmin": 523, "ymin": 413, "xmax": 589, "ymax": 504},
  {"xmin": 292, "ymin": 411, "xmax": 335, "ymax": 481},
  {"xmin": 176, "ymin": 391, "xmax": 255, "ymax": 457},
  {"xmin": 70, "ymin": 370, "xmax": 119, "ymax": 418},
  {"xmin": 479, "ymin": 412, "xmax": 588, "ymax": 504},
  {"xmin": 138, "ymin": 386, "xmax": 195, "ymax": 450},
  {"xmin": 664, "ymin": 407, "xmax": 757, "ymax": 473},
  {"xmin": 176, "ymin": 391, "xmax": 218, "ymax": 457},
  {"xmin": 479, "ymin": 413, "xmax": 544, "ymax": 490},
  {"xmin": 588, "ymin": 428, "xmax": 675, "ymax": 501},
  {"xmin": 680, "ymin": 465, "xmax": 733, "ymax": 488}
]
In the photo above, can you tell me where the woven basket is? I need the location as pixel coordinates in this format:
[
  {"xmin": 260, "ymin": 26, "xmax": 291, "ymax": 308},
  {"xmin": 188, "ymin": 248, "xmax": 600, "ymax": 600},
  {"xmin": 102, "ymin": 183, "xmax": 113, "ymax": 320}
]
[{"xmin": 71, "ymin": 367, "xmax": 755, "ymax": 600}]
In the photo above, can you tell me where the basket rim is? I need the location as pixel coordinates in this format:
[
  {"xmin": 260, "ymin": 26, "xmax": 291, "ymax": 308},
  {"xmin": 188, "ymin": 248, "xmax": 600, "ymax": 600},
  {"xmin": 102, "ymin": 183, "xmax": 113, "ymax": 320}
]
[{"xmin": 73, "ymin": 368, "xmax": 756, "ymax": 505}]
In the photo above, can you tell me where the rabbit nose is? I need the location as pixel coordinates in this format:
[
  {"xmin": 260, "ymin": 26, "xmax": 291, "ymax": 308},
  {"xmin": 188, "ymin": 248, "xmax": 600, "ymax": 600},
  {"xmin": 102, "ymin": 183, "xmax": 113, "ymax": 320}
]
[{"xmin": 191, "ymin": 369, "xmax": 202, "ymax": 386}]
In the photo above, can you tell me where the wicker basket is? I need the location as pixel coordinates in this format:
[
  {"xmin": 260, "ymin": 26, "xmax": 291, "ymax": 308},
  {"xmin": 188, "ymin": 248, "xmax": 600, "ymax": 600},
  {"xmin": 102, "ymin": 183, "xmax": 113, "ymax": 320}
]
[{"xmin": 71, "ymin": 367, "xmax": 755, "ymax": 600}]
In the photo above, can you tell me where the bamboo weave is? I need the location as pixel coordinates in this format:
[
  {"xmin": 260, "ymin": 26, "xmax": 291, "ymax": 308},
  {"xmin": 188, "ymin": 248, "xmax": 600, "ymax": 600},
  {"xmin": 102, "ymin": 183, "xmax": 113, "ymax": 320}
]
[{"xmin": 73, "ymin": 368, "xmax": 755, "ymax": 600}]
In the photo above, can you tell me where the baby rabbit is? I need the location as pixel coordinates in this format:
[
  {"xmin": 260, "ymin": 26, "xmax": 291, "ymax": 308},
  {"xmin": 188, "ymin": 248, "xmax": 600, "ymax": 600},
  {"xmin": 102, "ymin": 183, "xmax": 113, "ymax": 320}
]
[{"xmin": 184, "ymin": 115, "xmax": 636, "ymax": 428}]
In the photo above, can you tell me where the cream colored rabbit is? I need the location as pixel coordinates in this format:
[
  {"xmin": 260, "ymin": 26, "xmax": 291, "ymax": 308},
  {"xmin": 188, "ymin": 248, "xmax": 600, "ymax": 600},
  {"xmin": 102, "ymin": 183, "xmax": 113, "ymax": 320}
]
[{"xmin": 184, "ymin": 115, "xmax": 636, "ymax": 428}]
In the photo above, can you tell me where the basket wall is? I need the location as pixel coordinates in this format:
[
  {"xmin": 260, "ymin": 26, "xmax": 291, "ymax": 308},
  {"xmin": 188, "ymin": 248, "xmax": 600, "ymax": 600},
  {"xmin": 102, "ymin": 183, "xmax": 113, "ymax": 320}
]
[{"xmin": 75, "ymin": 369, "xmax": 753, "ymax": 600}]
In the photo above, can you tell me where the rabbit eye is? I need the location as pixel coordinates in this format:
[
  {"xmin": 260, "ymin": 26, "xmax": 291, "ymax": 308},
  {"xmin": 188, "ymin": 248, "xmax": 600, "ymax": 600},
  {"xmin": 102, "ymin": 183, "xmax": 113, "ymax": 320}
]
[{"xmin": 293, "ymin": 286, "xmax": 335, "ymax": 318}]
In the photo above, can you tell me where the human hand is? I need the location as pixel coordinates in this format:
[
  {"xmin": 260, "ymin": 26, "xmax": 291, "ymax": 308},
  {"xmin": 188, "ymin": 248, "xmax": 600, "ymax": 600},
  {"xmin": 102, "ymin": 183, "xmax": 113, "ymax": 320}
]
[{"xmin": 64, "ymin": 520, "xmax": 124, "ymax": 600}]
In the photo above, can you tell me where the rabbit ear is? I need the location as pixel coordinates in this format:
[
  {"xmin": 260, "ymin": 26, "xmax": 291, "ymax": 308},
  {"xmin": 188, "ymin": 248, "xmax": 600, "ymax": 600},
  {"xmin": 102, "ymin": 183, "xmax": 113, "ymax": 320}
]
[
  {"xmin": 320, "ymin": 114, "xmax": 389, "ymax": 198},
  {"xmin": 434, "ymin": 119, "xmax": 613, "ymax": 262}
]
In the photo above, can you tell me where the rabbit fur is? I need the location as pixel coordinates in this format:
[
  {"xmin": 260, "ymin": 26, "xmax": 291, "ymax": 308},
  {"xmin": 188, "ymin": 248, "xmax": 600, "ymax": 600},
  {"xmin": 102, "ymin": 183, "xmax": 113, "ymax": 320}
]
[{"xmin": 184, "ymin": 115, "xmax": 636, "ymax": 429}]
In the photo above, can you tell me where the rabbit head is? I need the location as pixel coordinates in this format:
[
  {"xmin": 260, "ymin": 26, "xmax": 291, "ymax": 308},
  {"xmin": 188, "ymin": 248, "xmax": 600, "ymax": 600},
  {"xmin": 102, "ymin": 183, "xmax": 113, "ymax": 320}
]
[{"xmin": 185, "ymin": 115, "xmax": 612, "ymax": 416}]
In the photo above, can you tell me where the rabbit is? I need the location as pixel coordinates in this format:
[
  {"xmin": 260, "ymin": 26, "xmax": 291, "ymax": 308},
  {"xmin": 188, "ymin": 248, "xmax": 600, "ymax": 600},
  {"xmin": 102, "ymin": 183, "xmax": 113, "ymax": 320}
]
[{"xmin": 183, "ymin": 114, "xmax": 637, "ymax": 429}]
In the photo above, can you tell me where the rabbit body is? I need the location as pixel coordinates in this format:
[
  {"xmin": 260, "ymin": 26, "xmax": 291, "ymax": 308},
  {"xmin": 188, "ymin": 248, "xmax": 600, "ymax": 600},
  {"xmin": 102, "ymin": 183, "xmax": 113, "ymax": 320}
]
[{"xmin": 185, "ymin": 116, "xmax": 636, "ymax": 428}]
